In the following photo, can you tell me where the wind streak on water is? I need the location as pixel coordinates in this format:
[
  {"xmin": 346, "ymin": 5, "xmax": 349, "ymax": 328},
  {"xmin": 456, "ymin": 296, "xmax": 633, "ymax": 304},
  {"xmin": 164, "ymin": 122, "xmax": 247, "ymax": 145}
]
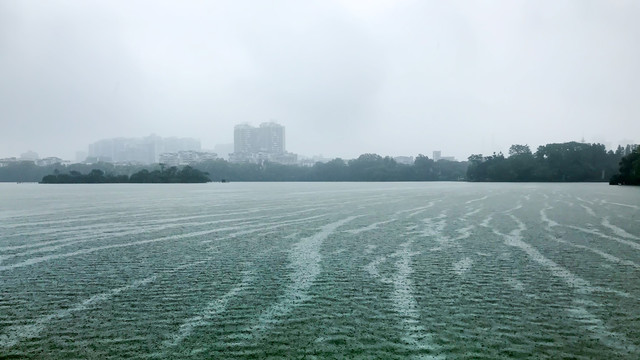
[
  {"xmin": 1, "ymin": 217, "xmax": 258, "ymax": 262},
  {"xmin": 548, "ymin": 235, "xmax": 640, "ymax": 270},
  {"xmin": 0, "ymin": 277, "xmax": 156, "ymax": 348},
  {"xmin": 566, "ymin": 225, "xmax": 640, "ymax": 251},
  {"xmin": 0, "ymin": 215, "xmax": 260, "ymax": 252},
  {"xmin": 163, "ymin": 268, "xmax": 255, "ymax": 348},
  {"xmin": 497, "ymin": 214, "xmax": 636, "ymax": 352},
  {"xmin": 344, "ymin": 219, "xmax": 396, "ymax": 235},
  {"xmin": 0, "ymin": 225, "xmax": 254, "ymax": 272},
  {"xmin": 465, "ymin": 195, "xmax": 488, "ymax": 204},
  {"xmin": 200, "ymin": 214, "xmax": 328, "ymax": 244},
  {"xmin": 497, "ymin": 215, "xmax": 630, "ymax": 298},
  {"xmin": 248, "ymin": 216, "xmax": 359, "ymax": 335},
  {"xmin": 391, "ymin": 241, "xmax": 443, "ymax": 358},
  {"xmin": 602, "ymin": 217, "xmax": 640, "ymax": 240},
  {"xmin": 601, "ymin": 200, "xmax": 640, "ymax": 210},
  {"xmin": 364, "ymin": 256, "xmax": 392, "ymax": 283},
  {"xmin": 2, "ymin": 212, "xmax": 329, "ymax": 271}
]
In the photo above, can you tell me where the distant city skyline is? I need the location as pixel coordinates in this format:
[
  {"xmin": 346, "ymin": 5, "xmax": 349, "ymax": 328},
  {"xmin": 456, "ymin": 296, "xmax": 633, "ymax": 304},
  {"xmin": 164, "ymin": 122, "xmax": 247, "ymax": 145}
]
[
  {"xmin": 2, "ymin": 132, "xmax": 637, "ymax": 164},
  {"xmin": 1, "ymin": 1, "xmax": 639, "ymax": 162},
  {"xmin": 87, "ymin": 135, "xmax": 201, "ymax": 164}
]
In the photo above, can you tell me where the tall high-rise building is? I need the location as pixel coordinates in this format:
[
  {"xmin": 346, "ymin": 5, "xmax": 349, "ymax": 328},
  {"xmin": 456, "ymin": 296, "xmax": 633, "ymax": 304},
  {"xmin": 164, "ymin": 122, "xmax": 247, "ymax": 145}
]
[
  {"xmin": 231, "ymin": 122, "xmax": 293, "ymax": 164},
  {"xmin": 234, "ymin": 124, "xmax": 256, "ymax": 154},
  {"xmin": 233, "ymin": 122, "xmax": 286, "ymax": 154},
  {"xmin": 256, "ymin": 122, "xmax": 285, "ymax": 153}
]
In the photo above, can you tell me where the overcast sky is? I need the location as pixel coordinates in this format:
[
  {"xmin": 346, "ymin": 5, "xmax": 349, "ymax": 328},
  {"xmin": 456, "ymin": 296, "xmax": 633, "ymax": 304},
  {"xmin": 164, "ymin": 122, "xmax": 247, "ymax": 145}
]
[{"xmin": 1, "ymin": 0, "xmax": 639, "ymax": 161}]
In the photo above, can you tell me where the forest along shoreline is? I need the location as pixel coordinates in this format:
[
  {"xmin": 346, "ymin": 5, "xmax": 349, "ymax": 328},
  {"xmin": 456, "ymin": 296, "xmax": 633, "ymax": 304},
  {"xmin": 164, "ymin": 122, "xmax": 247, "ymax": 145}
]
[{"xmin": 1, "ymin": 141, "xmax": 637, "ymax": 185}]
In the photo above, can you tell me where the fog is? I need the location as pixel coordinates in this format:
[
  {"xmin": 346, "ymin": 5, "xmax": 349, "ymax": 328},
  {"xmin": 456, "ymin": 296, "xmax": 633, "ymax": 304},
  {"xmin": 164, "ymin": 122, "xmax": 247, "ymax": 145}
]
[{"xmin": 1, "ymin": 0, "xmax": 639, "ymax": 161}]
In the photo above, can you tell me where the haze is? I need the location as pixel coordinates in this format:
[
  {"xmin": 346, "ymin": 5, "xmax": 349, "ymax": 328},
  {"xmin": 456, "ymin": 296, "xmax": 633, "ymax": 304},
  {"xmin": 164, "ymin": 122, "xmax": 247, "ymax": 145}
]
[{"xmin": 1, "ymin": 0, "xmax": 639, "ymax": 161}]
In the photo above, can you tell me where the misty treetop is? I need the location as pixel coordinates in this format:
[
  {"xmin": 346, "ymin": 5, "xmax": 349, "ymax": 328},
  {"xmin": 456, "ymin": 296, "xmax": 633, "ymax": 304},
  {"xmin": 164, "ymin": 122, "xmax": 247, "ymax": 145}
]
[
  {"xmin": 40, "ymin": 166, "xmax": 211, "ymax": 184},
  {"xmin": 609, "ymin": 147, "xmax": 640, "ymax": 185},
  {"xmin": 195, "ymin": 153, "xmax": 467, "ymax": 182},
  {"xmin": 467, "ymin": 142, "xmax": 623, "ymax": 182}
]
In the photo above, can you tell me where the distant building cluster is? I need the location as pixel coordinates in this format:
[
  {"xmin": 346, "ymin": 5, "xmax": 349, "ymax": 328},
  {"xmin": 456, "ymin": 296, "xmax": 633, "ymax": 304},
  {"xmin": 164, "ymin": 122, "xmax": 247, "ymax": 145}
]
[
  {"xmin": 432, "ymin": 151, "xmax": 456, "ymax": 162},
  {"xmin": 0, "ymin": 152, "xmax": 69, "ymax": 167},
  {"xmin": 159, "ymin": 150, "xmax": 218, "ymax": 167},
  {"xmin": 393, "ymin": 156, "xmax": 414, "ymax": 165},
  {"xmin": 230, "ymin": 122, "xmax": 297, "ymax": 164},
  {"xmin": 87, "ymin": 135, "xmax": 202, "ymax": 164}
]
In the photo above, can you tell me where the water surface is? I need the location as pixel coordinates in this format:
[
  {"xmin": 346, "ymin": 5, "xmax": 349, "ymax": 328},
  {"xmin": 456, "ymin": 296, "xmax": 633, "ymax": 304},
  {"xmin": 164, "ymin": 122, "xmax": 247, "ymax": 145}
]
[{"xmin": 1, "ymin": 182, "xmax": 639, "ymax": 359}]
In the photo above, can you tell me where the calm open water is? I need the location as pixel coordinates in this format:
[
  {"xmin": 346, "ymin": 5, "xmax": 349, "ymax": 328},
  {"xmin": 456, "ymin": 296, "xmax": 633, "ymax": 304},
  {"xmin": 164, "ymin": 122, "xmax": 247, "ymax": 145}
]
[{"xmin": 1, "ymin": 182, "xmax": 639, "ymax": 359}]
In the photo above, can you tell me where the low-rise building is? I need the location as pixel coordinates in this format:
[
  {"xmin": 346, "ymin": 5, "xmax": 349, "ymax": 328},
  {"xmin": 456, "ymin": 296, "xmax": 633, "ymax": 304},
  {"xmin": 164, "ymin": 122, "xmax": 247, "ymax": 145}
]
[{"xmin": 159, "ymin": 151, "xmax": 218, "ymax": 166}]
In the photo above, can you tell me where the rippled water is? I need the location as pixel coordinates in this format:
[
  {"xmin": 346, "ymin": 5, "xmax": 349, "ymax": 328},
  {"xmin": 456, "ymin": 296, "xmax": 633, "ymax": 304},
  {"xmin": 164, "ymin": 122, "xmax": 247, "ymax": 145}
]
[{"xmin": 1, "ymin": 182, "xmax": 639, "ymax": 359}]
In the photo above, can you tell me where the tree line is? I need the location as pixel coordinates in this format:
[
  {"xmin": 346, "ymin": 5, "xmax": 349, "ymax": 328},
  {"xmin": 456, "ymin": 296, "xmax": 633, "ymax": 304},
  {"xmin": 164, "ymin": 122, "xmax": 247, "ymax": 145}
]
[
  {"xmin": 467, "ymin": 142, "xmax": 625, "ymax": 182},
  {"xmin": 40, "ymin": 166, "xmax": 210, "ymax": 183},
  {"xmin": 609, "ymin": 147, "xmax": 640, "ymax": 185},
  {"xmin": 195, "ymin": 154, "xmax": 467, "ymax": 182},
  {"xmin": 1, "ymin": 143, "xmax": 636, "ymax": 183}
]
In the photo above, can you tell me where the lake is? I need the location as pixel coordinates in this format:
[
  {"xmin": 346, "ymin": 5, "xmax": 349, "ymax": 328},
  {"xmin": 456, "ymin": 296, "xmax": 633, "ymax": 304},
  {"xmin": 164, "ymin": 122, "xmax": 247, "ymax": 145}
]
[{"xmin": 1, "ymin": 182, "xmax": 639, "ymax": 359}]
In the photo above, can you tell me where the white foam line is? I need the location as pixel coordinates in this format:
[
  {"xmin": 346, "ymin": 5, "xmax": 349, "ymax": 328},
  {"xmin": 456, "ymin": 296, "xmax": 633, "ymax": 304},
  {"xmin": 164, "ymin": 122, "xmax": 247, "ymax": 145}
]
[
  {"xmin": 452, "ymin": 257, "xmax": 473, "ymax": 276},
  {"xmin": 407, "ymin": 209, "xmax": 428, "ymax": 218},
  {"xmin": 7, "ymin": 212, "xmax": 326, "ymax": 267},
  {"xmin": 567, "ymin": 302, "xmax": 638, "ymax": 353},
  {"xmin": 549, "ymin": 236, "xmax": 640, "ymax": 270},
  {"xmin": 420, "ymin": 213, "xmax": 447, "ymax": 237},
  {"xmin": 364, "ymin": 244, "xmax": 377, "ymax": 254},
  {"xmin": 364, "ymin": 256, "xmax": 392, "ymax": 283},
  {"xmin": 496, "ymin": 215, "xmax": 631, "ymax": 298},
  {"xmin": 0, "ymin": 205, "xmax": 195, "ymax": 230},
  {"xmin": 539, "ymin": 207, "xmax": 559, "ymax": 229},
  {"xmin": 395, "ymin": 202, "xmax": 436, "ymax": 216},
  {"xmin": 0, "ymin": 216, "xmax": 261, "ymax": 253},
  {"xmin": 0, "ymin": 276, "xmax": 156, "ymax": 348},
  {"xmin": 463, "ymin": 207, "xmax": 482, "ymax": 218},
  {"xmin": 174, "ymin": 259, "xmax": 210, "ymax": 271},
  {"xmin": 249, "ymin": 216, "xmax": 359, "ymax": 335},
  {"xmin": 602, "ymin": 217, "xmax": 640, "ymax": 240},
  {"xmin": 503, "ymin": 202, "xmax": 522, "ymax": 213},
  {"xmin": 465, "ymin": 195, "xmax": 488, "ymax": 204},
  {"xmin": 1, "ymin": 217, "xmax": 259, "ymax": 261},
  {"xmin": 0, "ymin": 224, "xmax": 259, "ymax": 273},
  {"xmin": 344, "ymin": 219, "xmax": 396, "ymax": 235},
  {"xmin": 567, "ymin": 225, "xmax": 640, "ymax": 252},
  {"xmin": 200, "ymin": 214, "xmax": 328, "ymax": 244},
  {"xmin": 580, "ymin": 204, "xmax": 597, "ymax": 217},
  {"xmin": 576, "ymin": 197, "xmax": 594, "ymax": 205},
  {"xmin": 1, "ymin": 205, "xmax": 327, "ymax": 252},
  {"xmin": 451, "ymin": 226, "xmax": 474, "ymax": 241},
  {"xmin": 164, "ymin": 269, "xmax": 255, "ymax": 348},
  {"xmin": 602, "ymin": 201, "xmax": 640, "ymax": 210},
  {"xmin": 479, "ymin": 215, "xmax": 492, "ymax": 228},
  {"xmin": 391, "ymin": 241, "xmax": 442, "ymax": 357}
]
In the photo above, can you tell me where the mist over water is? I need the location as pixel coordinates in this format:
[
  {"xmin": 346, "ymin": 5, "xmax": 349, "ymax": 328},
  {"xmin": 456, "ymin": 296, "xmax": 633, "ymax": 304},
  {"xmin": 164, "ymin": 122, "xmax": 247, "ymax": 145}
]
[{"xmin": 1, "ymin": 183, "xmax": 639, "ymax": 358}]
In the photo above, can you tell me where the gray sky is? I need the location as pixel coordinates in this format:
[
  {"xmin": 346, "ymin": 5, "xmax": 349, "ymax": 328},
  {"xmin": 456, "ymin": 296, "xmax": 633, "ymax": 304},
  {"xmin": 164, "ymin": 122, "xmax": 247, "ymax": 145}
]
[{"xmin": 1, "ymin": 0, "xmax": 639, "ymax": 161}]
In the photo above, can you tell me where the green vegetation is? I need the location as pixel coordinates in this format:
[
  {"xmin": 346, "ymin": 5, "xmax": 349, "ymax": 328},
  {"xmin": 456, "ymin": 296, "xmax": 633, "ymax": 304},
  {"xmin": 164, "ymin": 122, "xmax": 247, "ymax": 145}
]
[
  {"xmin": 40, "ymin": 166, "xmax": 210, "ymax": 184},
  {"xmin": 195, "ymin": 154, "xmax": 467, "ymax": 182},
  {"xmin": 3, "ymin": 143, "xmax": 634, "ymax": 184},
  {"xmin": 467, "ymin": 142, "xmax": 623, "ymax": 182},
  {"xmin": 609, "ymin": 147, "xmax": 640, "ymax": 185},
  {"xmin": 1, "ymin": 161, "xmax": 149, "ymax": 182}
]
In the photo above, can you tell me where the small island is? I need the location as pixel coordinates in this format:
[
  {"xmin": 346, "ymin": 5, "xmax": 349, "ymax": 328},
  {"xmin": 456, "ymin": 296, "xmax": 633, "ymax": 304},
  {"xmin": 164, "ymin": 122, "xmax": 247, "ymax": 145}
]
[{"xmin": 40, "ymin": 166, "xmax": 211, "ymax": 184}]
